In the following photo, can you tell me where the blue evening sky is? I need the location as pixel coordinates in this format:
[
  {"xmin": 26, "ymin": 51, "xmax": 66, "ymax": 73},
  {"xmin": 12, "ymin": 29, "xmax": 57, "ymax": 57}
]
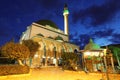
[{"xmin": 0, "ymin": 0, "xmax": 120, "ymax": 49}]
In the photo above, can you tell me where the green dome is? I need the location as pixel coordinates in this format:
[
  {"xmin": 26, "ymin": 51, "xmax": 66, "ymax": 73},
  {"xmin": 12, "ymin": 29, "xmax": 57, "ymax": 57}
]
[
  {"xmin": 84, "ymin": 39, "xmax": 100, "ymax": 50},
  {"xmin": 35, "ymin": 20, "xmax": 59, "ymax": 29}
]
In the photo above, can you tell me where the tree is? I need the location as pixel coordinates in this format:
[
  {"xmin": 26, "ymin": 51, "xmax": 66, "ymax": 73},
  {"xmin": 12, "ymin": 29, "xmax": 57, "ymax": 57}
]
[
  {"xmin": 1, "ymin": 41, "xmax": 30, "ymax": 66},
  {"xmin": 61, "ymin": 52, "xmax": 79, "ymax": 71},
  {"xmin": 22, "ymin": 40, "xmax": 40, "ymax": 58},
  {"xmin": 108, "ymin": 46, "xmax": 120, "ymax": 67}
]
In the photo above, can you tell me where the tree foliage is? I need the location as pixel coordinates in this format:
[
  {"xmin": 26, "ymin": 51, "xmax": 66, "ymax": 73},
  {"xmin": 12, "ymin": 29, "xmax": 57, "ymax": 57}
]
[
  {"xmin": 108, "ymin": 46, "xmax": 120, "ymax": 66},
  {"xmin": 61, "ymin": 52, "xmax": 79, "ymax": 70},
  {"xmin": 22, "ymin": 40, "xmax": 40, "ymax": 58},
  {"xmin": 0, "ymin": 41, "xmax": 30, "ymax": 60},
  {"xmin": 108, "ymin": 46, "xmax": 120, "ymax": 55}
]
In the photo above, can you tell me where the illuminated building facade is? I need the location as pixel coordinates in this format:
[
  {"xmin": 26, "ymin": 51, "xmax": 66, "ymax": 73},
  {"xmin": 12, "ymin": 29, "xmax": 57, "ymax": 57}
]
[
  {"xmin": 20, "ymin": 5, "xmax": 79, "ymax": 67},
  {"xmin": 82, "ymin": 39, "xmax": 115, "ymax": 73}
]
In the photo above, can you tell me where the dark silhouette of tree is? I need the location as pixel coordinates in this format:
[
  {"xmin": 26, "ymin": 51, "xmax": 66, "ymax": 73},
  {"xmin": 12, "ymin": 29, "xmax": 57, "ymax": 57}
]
[
  {"xmin": 0, "ymin": 41, "xmax": 30, "ymax": 66},
  {"xmin": 22, "ymin": 40, "xmax": 40, "ymax": 58},
  {"xmin": 108, "ymin": 46, "xmax": 120, "ymax": 67}
]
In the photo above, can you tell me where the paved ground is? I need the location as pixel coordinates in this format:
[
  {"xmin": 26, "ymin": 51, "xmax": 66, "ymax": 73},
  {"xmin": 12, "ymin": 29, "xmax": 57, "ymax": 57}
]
[{"xmin": 0, "ymin": 67, "xmax": 120, "ymax": 80}]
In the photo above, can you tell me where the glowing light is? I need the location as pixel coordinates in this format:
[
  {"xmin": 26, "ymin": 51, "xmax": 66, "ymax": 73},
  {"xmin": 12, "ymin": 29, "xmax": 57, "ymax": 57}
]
[
  {"xmin": 34, "ymin": 54, "xmax": 38, "ymax": 58},
  {"xmin": 85, "ymin": 52, "xmax": 91, "ymax": 56},
  {"xmin": 42, "ymin": 55, "xmax": 45, "ymax": 58},
  {"xmin": 63, "ymin": 10, "xmax": 69, "ymax": 15},
  {"xmin": 64, "ymin": 10, "xmax": 69, "ymax": 13},
  {"xmin": 104, "ymin": 49, "xmax": 107, "ymax": 56}
]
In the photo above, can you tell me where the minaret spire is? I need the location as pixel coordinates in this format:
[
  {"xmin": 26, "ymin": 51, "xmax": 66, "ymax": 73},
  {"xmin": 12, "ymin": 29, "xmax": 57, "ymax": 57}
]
[{"xmin": 63, "ymin": 3, "xmax": 69, "ymax": 41}]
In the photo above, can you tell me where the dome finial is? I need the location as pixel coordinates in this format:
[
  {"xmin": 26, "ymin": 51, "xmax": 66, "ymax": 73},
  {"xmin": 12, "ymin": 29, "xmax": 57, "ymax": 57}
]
[
  {"xmin": 89, "ymin": 38, "xmax": 93, "ymax": 43},
  {"xmin": 64, "ymin": 3, "xmax": 68, "ymax": 8}
]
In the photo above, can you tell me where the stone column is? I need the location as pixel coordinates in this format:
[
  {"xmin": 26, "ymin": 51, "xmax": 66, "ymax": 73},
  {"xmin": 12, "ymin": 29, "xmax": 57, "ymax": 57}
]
[
  {"xmin": 45, "ymin": 57, "xmax": 47, "ymax": 66},
  {"xmin": 110, "ymin": 53, "xmax": 115, "ymax": 73}
]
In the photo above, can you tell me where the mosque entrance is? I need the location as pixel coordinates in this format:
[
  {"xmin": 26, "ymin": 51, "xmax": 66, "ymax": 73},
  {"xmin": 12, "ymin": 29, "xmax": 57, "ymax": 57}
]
[{"xmin": 41, "ymin": 47, "xmax": 57, "ymax": 67}]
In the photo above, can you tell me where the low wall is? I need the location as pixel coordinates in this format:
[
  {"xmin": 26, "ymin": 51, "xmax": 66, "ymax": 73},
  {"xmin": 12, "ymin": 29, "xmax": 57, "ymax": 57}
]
[{"xmin": 0, "ymin": 69, "xmax": 31, "ymax": 80}]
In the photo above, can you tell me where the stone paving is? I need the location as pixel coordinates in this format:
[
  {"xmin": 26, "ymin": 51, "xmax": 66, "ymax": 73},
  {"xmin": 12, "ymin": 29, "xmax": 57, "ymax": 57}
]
[{"xmin": 0, "ymin": 67, "xmax": 120, "ymax": 80}]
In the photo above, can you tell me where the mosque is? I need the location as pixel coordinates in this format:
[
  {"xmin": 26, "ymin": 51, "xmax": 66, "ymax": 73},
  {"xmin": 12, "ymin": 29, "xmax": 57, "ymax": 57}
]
[
  {"xmin": 20, "ymin": 4, "xmax": 115, "ymax": 73},
  {"xmin": 20, "ymin": 4, "xmax": 79, "ymax": 67}
]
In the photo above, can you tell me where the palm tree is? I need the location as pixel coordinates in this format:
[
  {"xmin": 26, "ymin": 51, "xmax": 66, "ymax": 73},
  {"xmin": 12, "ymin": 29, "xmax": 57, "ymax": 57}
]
[{"xmin": 109, "ymin": 46, "xmax": 120, "ymax": 68}]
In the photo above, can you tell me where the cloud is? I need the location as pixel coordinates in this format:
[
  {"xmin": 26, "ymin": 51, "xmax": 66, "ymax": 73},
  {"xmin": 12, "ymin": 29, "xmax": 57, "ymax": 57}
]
[
  {"xmin": 70, "ymin": 28, "xmax": 115, "ymax": 49},
  {"xmin": 110, "ymin": 33, "xmax": 120, "ymax": 43},
  {"xmin": 72, "ymin": 0, "xmax": 120, "ymax": 27},
  {"xmin": 92, "ymin": 28, "xmax": 114, "ymax": 38},
  {"xmin": 70, "ymin": 33, "xmax": 91, "ymax": 49}
]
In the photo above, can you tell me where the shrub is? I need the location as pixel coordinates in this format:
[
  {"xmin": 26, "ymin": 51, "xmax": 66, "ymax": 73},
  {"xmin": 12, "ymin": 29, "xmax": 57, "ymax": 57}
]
[
  {"xmin": 61, "ymin": 52, "xmax": 79, "ymax": 71},
  {"xmin": 0, "ymin": 65, "xmax": 29, "ymax": 76},
  {"xmin": 0, "ymin": 58, "xmax": 15, "ymax": 64}
]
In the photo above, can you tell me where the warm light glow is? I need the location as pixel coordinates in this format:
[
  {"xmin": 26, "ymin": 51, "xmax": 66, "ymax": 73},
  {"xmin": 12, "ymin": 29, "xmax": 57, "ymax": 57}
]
[
  {"xmin": 104, "ymin": 49, "xmax": 107, "ymax": 56},
  {"xmin": 51, "ymin": 57, "xmax": 54, "ymax": 59},
  {"xmin": 42, "ymin": 55, "xmax": 45, "ymax": 58},
  {"xmin": 94, "ymin": 52, "xmax": 99, "ymax": 56},
  {"xmin": 100, "ymin": 52, "xmax": 104, "ymax": 56},
  {"xmin": 84, "ymin": 51, "xmax": 101, "ymax": 57},
  {"xmin": 34, "ymin": 54, "xmax": 38, "ymax": 58},
  {"xmin": 85, "ymin": 52, "xmax": 91, "ymax": 56}
]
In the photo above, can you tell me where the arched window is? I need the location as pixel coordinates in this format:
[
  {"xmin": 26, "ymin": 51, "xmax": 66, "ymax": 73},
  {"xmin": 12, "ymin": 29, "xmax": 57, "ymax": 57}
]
[
  {"xmin": 37, "ymin": 33, "xmax": 44, "ymax": 37},
  {"xmin": 47, "ymin": 36, "xmax": 54, "ymax": 39},
  {"xmin": 74, "ymin": 49, "xmax": 78, "ymax": 54}
]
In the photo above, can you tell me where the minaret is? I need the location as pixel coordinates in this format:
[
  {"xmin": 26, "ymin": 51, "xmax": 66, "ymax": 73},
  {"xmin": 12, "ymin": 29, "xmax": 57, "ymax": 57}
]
[{"xmin": 63, "ymin": 4, "xmax": 69, "ymax": 38}]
